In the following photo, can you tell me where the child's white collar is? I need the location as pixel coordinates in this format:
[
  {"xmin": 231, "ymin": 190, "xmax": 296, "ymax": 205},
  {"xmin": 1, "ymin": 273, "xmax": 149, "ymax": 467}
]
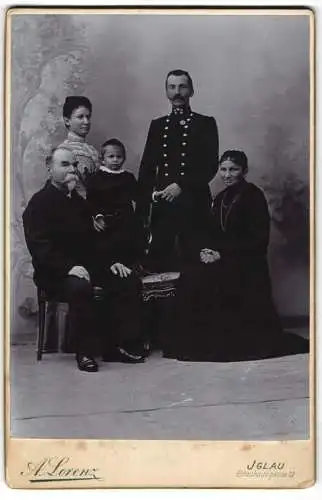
[{"xmin": 99, "ymin": 165, "xmax": 125, "ymax": 174}]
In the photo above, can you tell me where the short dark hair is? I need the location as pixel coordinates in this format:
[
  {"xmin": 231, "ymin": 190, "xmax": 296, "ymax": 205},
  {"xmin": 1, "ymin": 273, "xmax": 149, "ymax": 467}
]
[
  {"xmin": 219, "ymin": 150, "xmax": 248, "ymax": 172},
  {"xmin": 100, "ymin": 138, "xmax": 126, "ymax": 161},
  {"xmin": 62, "ymin": 96, "xmax": 92, "ymax": 119},
  {"xmin": 165, "ymin": 69, "xmax": 194, "ymax": 93}
]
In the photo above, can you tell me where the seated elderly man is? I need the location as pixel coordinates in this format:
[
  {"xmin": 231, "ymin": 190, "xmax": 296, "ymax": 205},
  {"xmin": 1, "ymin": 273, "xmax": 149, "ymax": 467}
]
[{"xmin": 23, "ymin": 146, "xmax": 145, "ymax": 372}]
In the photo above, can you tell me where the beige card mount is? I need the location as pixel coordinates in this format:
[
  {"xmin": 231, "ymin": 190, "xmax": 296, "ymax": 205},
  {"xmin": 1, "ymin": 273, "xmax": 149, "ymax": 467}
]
[{"xmin": 4, "ymin": 6, "xmax": 315, "ymax": 488}]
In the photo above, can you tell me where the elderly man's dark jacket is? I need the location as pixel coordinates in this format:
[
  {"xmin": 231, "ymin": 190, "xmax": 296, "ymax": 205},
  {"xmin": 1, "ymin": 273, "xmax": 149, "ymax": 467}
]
[
  {"xmin": 22, "ymin": 181, "xmax": 100, "ymax": 291},
  {"xmin": 136, "ymin": 111, "xmax": 219, "ymax": 222}
]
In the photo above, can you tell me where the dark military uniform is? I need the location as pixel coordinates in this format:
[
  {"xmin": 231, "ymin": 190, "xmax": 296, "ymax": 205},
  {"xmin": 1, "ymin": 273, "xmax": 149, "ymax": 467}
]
[{"xmin": 136, "ymin": 108, "xmax": 219, "ymax": 271}]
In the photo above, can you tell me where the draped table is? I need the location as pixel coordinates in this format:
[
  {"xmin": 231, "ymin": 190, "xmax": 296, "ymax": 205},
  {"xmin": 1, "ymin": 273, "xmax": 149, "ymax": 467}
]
[{"xmin": 141, "ymin": 272, "xmax": 181, "ymax": 353}]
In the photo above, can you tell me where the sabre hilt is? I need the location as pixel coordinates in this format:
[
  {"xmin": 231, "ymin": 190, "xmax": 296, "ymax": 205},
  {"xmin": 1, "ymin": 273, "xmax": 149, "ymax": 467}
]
[{"xmin": 145, "ymin": 164, "xmax": 160, "ymax": 255}]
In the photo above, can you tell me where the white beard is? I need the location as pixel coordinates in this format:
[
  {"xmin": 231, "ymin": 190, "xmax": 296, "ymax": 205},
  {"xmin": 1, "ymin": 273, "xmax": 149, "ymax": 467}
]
[{"xmin": 66, "ymin": 179, "xmax": 77, "ymax": 192}]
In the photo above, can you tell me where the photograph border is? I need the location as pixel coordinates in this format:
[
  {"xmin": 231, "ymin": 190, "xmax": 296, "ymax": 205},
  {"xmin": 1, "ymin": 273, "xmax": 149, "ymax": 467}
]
[{"xmin": 4, "ymin": 5, "xmax": 316, "ymax": 489}]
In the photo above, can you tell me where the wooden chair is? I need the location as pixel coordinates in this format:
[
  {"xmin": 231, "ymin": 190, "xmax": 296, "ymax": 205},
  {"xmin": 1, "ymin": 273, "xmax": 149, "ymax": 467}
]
[{"xmin": 36, "ymin": 288, "xmax": 69, "ymax": 361}]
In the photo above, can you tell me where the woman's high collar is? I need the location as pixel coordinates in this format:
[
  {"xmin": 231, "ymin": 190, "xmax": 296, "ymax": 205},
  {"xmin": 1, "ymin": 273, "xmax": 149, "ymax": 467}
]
[{"xmin": 67, "ymin": 131, "xmax": 86, "ymax": 143}]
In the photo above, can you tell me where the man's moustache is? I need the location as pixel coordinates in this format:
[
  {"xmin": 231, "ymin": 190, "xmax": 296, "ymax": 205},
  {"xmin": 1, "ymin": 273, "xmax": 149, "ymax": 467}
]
[{"xmin": 65, "ymin": 174, "xmax": 78, "ymax": 182}]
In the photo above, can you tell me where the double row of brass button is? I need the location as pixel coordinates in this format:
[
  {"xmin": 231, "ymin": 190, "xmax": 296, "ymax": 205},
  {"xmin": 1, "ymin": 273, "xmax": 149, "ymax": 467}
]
[{"xmin": 161, "ymin": 112, "xmax": 194, "ymax": 177}]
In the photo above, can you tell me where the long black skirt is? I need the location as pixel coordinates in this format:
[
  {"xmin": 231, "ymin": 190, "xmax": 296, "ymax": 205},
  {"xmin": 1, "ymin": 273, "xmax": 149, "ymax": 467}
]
[{"xmin": 163, "ymin": 260, "xmax": 309, "ymax": 362}]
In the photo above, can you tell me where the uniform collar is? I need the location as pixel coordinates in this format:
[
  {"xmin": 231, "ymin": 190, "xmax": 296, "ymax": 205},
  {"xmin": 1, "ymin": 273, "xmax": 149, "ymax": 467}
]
[{"xmin": 170, "ymin": 106, "xmax": 192, "ymax": 118}]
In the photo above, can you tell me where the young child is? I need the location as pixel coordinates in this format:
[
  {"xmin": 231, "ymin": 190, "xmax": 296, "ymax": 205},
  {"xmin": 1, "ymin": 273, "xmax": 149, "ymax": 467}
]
[{"xmin": 86, "ymin": 138, "xmax": 145, "ymax": 273}]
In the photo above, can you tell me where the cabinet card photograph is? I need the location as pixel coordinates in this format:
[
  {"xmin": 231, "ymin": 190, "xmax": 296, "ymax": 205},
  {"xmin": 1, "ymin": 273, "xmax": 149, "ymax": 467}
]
[{"xmin": 4, "ymin": 6, "xmax": 315, "ymax": 488}]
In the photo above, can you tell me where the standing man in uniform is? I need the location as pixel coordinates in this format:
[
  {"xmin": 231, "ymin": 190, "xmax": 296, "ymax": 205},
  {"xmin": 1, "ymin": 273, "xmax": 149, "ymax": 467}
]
[{"xmin": 136, "ymin": 69, "xmax": 219, "ymax": 271}]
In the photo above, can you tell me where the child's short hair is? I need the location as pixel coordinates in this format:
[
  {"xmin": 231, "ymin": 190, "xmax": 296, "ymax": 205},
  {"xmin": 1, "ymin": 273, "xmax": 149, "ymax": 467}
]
[{"xmin": 100, "ymin": 138, "xmax": 126, "ymax": 162}]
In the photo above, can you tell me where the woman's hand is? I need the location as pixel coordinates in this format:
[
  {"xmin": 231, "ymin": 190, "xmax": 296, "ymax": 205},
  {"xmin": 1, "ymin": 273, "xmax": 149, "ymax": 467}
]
[
  {"xmin": 200, "ymin": 248, "xmax": 221, "ymax": 264},
  {"xmin": 110, "ymin": 262, "xmax": 132, "ymax": 278}
]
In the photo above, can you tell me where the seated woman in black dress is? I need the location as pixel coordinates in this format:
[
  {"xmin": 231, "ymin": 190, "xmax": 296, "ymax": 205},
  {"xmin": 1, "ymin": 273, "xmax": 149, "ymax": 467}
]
[{"xmin": 167, "ymin": 150, "xmax": 309, "ymax": 361}]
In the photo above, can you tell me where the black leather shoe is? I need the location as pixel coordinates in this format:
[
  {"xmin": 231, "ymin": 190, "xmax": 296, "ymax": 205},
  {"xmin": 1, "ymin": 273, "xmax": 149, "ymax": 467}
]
[
  {"xmin": 76, "ymin": 354, "xmax": 98, "ymax": 372},
  {"xmin": 102, "ymin": 346, "xmax": 145, "ymax": 364}
]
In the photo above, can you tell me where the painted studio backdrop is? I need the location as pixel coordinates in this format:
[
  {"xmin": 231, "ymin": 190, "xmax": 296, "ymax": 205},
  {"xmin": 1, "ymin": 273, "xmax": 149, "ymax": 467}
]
[{"xmin": 10, "ymin": 13, "xmax": 310, "ymax": 338}]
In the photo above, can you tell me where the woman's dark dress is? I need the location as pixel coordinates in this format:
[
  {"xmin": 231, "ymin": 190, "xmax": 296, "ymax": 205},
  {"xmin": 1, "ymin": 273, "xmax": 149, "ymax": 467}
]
[{"xmin": 165, "ymin": 180, "xmax": 309, "ymax": 361}]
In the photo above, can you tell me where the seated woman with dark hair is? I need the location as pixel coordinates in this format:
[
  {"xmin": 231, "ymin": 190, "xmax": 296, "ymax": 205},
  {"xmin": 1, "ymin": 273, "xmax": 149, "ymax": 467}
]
[{"xmin": 165, "ymin": 150, "xmax": 309, "ymax": 361}]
